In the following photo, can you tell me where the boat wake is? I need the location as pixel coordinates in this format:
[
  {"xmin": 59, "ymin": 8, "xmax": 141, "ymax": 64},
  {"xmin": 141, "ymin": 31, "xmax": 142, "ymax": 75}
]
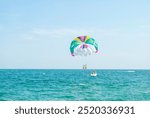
[{"xmin": 127, "ymin": 70, "xmax": 135, "ymax": 73}]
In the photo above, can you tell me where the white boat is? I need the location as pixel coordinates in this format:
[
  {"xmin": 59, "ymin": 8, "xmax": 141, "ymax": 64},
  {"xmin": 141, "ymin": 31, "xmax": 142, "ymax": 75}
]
[{"xmin": 90, "ymin": 72, "xmax": 97, "ymax": 77}]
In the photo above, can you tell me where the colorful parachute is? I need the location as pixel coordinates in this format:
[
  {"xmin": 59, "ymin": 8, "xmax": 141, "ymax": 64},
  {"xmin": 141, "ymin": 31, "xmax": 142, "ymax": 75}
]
[{"xmin": 70, "ymin": 36, "xmax": 98, "ymax": 56}]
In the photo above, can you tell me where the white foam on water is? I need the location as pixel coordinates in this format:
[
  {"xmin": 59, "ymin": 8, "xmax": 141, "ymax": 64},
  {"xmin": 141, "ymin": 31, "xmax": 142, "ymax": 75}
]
[
  {"xmin": 127, "ymin": 70, "xmax": 135, "ymax": 73},
  {"xmin": 79, "ymin": 83, "xmax": 86, "ymax": 86}
]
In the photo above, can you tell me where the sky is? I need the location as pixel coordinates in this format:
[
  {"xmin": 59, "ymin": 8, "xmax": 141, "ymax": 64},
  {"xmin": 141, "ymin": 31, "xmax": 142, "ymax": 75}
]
[{"xmin": 0, "ymin": 0, "xmax": 150, "ymax": 69}]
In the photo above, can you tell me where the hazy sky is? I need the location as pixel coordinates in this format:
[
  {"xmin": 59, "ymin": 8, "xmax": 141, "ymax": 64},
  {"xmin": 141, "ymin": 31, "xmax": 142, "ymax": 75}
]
[{"xmin": 0, "ymin": 0, "xmax": 150, "ymax": 69}]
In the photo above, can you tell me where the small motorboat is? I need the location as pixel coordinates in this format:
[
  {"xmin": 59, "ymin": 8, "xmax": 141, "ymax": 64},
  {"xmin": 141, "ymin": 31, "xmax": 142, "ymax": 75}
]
[{"xmin": 90, "ymin": 72, "xmax": 97, "ymax": 77}]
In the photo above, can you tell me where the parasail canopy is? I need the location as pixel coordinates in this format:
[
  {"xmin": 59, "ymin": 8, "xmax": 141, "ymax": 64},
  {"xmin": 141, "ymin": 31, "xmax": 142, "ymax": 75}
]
[{"xmin": 70, "ymin": 36, "xmax": 98, "ymax": 56}]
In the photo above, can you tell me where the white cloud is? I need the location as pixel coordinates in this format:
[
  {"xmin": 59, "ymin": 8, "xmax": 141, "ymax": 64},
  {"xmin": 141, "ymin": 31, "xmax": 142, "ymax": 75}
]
[
  {"xmin": 32, "ymin": 28, "xmax": 94, "ymax": 37},
  {"xmin": 20, "ymin": 27, "xmax": 120, "ymax": 41},
  {"xmin": 33, "ymin": 28, "xmax": 119, "ymax": 37}
]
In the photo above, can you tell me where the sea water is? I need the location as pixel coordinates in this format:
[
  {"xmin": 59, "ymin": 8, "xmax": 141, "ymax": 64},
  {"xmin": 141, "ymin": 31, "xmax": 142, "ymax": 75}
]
[{"xmin": 0, "ymin": 69, "xmax": 150, "ymax": 101}]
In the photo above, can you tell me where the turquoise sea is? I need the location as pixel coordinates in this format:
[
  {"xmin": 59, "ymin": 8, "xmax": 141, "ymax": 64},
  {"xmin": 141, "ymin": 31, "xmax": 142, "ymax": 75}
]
[{"xmin": 0, "ymin": 69, "xmax": 150, "ymax": 101}]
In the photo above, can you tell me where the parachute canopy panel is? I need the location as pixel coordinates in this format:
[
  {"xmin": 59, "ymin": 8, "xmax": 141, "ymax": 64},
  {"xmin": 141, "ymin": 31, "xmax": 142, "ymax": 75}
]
[{"xmin": 70, "ymin": 36, "xmax": 98, "ymax": 56}]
